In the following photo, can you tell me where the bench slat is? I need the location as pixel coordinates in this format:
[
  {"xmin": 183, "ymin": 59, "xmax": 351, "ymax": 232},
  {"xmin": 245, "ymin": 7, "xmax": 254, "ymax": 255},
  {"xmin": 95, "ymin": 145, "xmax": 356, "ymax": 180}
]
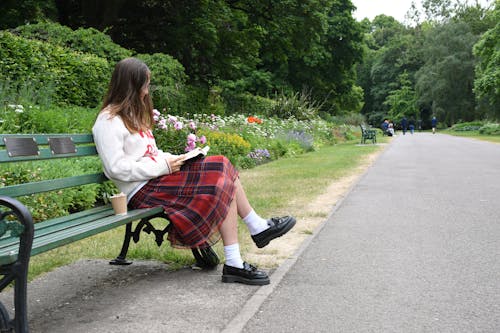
[
  {"xmin": 0, "ymin": 145, "xmax": 98, "ymax": 162},
  {"xmin": 0, "ymin": 134, "xmax": 94, "ymax": 146},
  {"xmin": 0, "ymin": 173, "xmax": 108, "ymax": 197},
  {"xmin": 0, "ymin": 206, "xmax": 165, "ymax": 265},
  {"xmin": 0, "ymin": 206, "xmax": 114, "ymax": 249}
]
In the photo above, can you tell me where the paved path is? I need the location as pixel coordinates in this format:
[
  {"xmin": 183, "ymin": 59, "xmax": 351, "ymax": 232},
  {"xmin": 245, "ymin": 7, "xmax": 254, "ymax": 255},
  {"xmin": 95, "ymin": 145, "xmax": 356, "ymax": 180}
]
[
  {"xmin": 2, "ymin": 133, "xmax": 499, "ymax": 332},
  {"xmin": 239, "ymin": 133, "xmax": 500, "ymax": 332}
]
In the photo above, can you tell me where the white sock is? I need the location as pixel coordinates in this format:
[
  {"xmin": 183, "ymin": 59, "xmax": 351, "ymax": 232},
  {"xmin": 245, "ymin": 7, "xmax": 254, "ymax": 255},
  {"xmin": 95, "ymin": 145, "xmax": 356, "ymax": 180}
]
[
  {"xmin": 243, "ymin": 209, "xmax": 269, "ymax": 235},
  {"xmin": 224, "ymin": 243, "xmax": 244, "ymax": 268}
]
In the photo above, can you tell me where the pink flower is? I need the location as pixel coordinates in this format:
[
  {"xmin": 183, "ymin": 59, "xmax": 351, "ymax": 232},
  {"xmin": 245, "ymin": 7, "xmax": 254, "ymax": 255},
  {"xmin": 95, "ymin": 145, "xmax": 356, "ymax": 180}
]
[
  {"xmin": 198, "ymin": 135, "xmax": 207, "ymax": 144},
  {"xmin": 189, "ymin": 121, "xmax": 196, "ymax": 130},
  {"xmin": 158, "ymin": 119, "xmax": 167, "ymax": 129},
  {"xmin": 168, "ymin": 115, "xmax": 178, "ymax": 124},
  {"xmin": 174, "ymin": 121, "xmax": 183, "ymax": 130},
  {"xmin": 153, "ymin": 109, "xmax": 160, "ymax": 121},
  {"xmin": 185, "ymin": 141, "xmax": 196, "ymax": 152},
  {"xmin": 187, "ymin": 133, "xmax": 197, "ymax": 143}
]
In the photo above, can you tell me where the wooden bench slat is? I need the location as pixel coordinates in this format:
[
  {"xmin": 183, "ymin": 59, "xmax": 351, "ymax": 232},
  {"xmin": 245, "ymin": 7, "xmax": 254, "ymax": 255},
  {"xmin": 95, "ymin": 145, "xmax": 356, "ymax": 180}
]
[
  {"xmin": 0, "ymin": 134, "xmax": 94, "ymax": 146},
  {"xmin": 0, "ymin": 145, "xmax": 98, "ymax": 162},
  {"xmin": 31, "ymin": 208, "xmax": 164, "ymax": 255},
  {"xmin": 0, "ymin": 173, "xmax": 108, "ymax": 197},
  {"xmin": 0, "ymin": 206, "xmax": 115, "ymax": 250},
  {"xmin": 0, "ymin": 207, "xmax": 165, "ymax": 264}
]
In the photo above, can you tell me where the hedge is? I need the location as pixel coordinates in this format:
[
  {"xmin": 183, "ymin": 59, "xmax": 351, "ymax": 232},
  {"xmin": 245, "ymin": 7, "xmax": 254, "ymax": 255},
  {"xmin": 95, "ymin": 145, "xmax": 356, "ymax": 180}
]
[{"xmin": 0, "ymin": 31, "xmax": 110, "ymax": 107}]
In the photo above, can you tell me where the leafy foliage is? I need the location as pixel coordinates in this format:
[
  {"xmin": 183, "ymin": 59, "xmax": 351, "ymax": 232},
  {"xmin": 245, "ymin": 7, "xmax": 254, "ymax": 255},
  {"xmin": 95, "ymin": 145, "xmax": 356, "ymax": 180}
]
[
  {"xmin": 136, "ymin": 53, "xmax": 188, "ymax": 112},
  {"xmin": 0, "ymin": 31, "xmax": 110, "ymax": 107},
  {"xmin": 472, "ymin": 3, "xmax": 500, "ymax": 119},
  {"xmin": 12, "ymin": 22, "xmax": 132, "ymax": 63}
]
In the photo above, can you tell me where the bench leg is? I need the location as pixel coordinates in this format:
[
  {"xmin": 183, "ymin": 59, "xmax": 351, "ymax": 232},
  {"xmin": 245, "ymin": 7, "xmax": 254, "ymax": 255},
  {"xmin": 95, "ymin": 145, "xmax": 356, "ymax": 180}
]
[
  {"xmin": 13, "ymin": 262, "xmax": 29, "ymax": 333},
  {"xmin": 110, "ymin": 222, "xmax": 133, "ymax": 265},
  {"xmin": 191, "ymin": 245, "xmax": 220, "ymax": 270},
  {"xmin": 0, "ymin": 196, "xmax": 34, "ymax": 333}
]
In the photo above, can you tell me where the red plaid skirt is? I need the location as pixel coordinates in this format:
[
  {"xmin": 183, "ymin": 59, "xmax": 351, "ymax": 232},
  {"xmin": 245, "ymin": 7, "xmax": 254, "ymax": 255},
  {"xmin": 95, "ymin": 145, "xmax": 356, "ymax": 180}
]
[{"xmin": 129, "ymin": 155, "xmax": 238, "ymax": 248}]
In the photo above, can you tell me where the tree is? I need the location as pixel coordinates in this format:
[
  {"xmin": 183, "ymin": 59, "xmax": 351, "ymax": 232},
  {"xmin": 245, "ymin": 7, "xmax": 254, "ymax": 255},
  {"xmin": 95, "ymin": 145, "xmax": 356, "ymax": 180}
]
[
  {"xmin": 384, "ymin": 71, "xmax": 418, "ymax": 121},
  {"xmin": 232, "ymin": 0, "xmax": 364, "ymax": 113},
  {"xmin": 355, "ymin": 14, "xmax": 423, "ymax": 125},
  {"xmin": 415, "ymin": 21, "xmax": 478, "ymax": 125},
  {"xmin": 0, "ymin": 0, "xmax": 57, "ymax": 29},
  {"xmin": 473, "ymin": 2, "xmax": 500, "ymax": 119}
]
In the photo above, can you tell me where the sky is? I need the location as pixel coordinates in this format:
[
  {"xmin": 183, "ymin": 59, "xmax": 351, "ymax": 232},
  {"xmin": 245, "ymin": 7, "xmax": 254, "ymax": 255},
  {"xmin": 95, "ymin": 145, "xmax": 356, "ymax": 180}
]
[
  {"xmin": 351, "ymin": 0, "xmax": 417, "ymax": 22},
  {"xmin": 351, "ymin": 0, "xmax": 494, "ymax": 23}
]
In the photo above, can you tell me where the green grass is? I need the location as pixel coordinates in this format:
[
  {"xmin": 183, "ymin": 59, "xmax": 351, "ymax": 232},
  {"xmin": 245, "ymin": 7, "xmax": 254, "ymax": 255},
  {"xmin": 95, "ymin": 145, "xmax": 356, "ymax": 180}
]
[
  {"xmin": 27, "ymin": 140, "xmax": 384, "ymax": 281},
  {"xmin": 443, "ymin": 130, "xmax": 500, "ymax": 143}
]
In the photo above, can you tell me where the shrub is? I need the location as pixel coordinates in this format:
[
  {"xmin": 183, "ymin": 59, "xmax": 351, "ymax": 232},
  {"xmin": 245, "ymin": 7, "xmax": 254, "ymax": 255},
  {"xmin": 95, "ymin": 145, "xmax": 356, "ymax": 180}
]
[
  {"xmin": 198, "ymin": 130, "xmax": 251, "ymax": 167},
  {"xmin": 450, "ymin": 121, "xmax": 484, "ymax": 131},
  {"xmin": 0, "ymin": 31, "xmax": 110, "ymax": 107},
  {"xmin": 152, "ymin": 111, "xmax": 207, "ymax": 155},
  {"xmin": 0, "ymin": 157, "xmax": 103, "ymax": 222},
  {"xmin": 479, "ymin": 123, "xmax": 500, "ymax": 135},
  {"xmin": 222, "ymin": 92, "xmax": 276, "ymax": 116},
  {"xmin": 12, "ymin": 22, "xmax": 132, "ymax": 64},
  {"xmin": 136, "ymin": 53, "xmax": 188, "ymax": 112},
  {"xmin": 0, "ymin": 103, "xmax": 97, "ymax": 134},
  {"xmin": 266, "ymin": 89, "xmax": 320, "ymax": 120}
]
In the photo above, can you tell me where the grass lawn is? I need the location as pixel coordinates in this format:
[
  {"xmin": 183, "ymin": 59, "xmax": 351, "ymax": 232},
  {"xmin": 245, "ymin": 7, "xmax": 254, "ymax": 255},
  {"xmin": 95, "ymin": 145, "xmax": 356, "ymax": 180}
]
[
  {"xmin": 28, "ymin": 138, "xmax": 387, "ymax": 281},
  {"xmin": 443, "ymin": 130, "xmax": 500, "ymax": 143}
]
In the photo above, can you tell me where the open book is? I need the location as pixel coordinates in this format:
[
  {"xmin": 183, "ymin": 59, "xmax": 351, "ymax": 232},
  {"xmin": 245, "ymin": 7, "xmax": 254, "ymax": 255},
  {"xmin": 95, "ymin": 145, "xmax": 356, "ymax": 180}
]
[{"xmin": 182, "ymin": 146, "xmax": 210, "ymax": 161}]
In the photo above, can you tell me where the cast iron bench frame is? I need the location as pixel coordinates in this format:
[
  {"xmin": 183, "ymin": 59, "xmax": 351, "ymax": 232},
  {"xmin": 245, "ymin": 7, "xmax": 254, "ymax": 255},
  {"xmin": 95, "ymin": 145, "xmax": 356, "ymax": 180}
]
[
  {"xmin": 0, "ymin": 133, "xmax": 218, "ymax": 333},
  {"xmin": 359, "ymin": 125, "xmax": 377, "ymax": 144}
]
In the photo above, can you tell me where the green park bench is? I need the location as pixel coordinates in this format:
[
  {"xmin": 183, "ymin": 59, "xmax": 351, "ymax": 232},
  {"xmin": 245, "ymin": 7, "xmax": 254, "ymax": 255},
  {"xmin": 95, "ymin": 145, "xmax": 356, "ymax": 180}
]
[
  {"xmin": 359, "ymin": 125, "xmax": 377, "ymax": 144},
  {"xmin": 0, "ymin": 133, "xmax": 219, "ymax": 333}
]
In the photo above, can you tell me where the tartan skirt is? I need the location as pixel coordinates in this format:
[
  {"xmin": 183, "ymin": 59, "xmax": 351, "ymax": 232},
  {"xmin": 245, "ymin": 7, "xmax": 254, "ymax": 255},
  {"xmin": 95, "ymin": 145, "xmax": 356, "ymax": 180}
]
[{"xmin": 128, "ymin": 155, "xmax": 238, "ymax": 249}]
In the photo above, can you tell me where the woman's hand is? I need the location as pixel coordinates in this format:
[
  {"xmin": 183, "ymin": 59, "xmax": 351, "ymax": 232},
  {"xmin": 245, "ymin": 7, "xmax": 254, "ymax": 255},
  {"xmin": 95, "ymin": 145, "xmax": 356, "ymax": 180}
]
[{"xmin": 166, "ymin": 155, "xmax": 185, "ymax": 173}]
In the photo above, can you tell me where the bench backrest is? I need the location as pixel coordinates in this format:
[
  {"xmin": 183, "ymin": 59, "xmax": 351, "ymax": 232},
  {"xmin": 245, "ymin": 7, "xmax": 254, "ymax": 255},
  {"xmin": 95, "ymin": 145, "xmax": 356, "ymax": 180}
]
[{"xmin": 0, "ymin": 134, "xmax": 107, "ymax": 198}]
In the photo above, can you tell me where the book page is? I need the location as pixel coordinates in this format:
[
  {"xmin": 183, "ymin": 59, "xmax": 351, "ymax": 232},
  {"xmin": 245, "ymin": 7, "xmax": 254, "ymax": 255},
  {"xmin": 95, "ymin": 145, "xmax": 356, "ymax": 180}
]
[{"xmin": 182, "ymin": 146, "xmax": 210, "ymax": 161}]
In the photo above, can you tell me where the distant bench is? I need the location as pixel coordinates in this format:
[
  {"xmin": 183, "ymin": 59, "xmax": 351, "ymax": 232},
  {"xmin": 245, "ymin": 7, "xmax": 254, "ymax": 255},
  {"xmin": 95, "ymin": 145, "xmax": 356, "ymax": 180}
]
[
  {"xmin": 0, "ymin": 133, "xmax": 218, "ymax": 333},
  {"xmin": 359, "ymin": 125, "xmax": 377, "ymax": 144}
]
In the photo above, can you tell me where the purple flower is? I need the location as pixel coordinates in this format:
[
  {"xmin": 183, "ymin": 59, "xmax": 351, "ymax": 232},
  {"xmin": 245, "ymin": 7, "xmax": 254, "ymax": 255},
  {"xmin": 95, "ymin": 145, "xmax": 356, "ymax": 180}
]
[
  {"xmin": 168, "ymin": 115, "xmax": 178, "ymax": 124},
  {"xmin": 158, "ymin": 118, "xmax": 167, "ymax": 128},
  {"xmin": 187, "ymin": 133, "xmax": 197, "ymax": 143},
  {"xmin": 174, "ymin": 121, "xmax": 183, "ymax": 130},
  {"xmin": 189, "ymin": 121, "xmax": 196, "ymax": 130},
  {"xmin": 153, "ymin": 109, "xmax": 160, "ymax": 121},
  {"xmin": 198, "ymin": 135, "xmax": 207, "ymax": 144},
  {"xmin": 185, "ymin": 141, "xmax": 196, "ymax": 152}
]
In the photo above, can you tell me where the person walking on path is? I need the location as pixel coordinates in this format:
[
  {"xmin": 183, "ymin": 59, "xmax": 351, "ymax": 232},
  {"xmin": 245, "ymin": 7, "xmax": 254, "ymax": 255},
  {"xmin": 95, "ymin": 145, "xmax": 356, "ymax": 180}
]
[
  {"xmin": 409, "ymin": 118, "xmax": 415, "ymax": 134},
  {"xmin": 431, "ymin": 116, "xmax": 438, "ymax": 134},
  {"xmin": 92, "ymin": 57, "xmax": 296, "ymax": 286},
  {"xmin": 401, "ymin": 117, "xmax": 408, "ymax": 135}
]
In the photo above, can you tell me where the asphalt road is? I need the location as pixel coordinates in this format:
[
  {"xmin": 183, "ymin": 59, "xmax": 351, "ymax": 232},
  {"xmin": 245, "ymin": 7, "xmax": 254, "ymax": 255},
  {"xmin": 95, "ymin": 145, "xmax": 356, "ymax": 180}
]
[
  {"xmin": 241, "ymin": 133, "xmax": 500, "ymax": 332},
  {"xmin": 1, "ymin": 133, "xmax": 499, "ymax": 332}
]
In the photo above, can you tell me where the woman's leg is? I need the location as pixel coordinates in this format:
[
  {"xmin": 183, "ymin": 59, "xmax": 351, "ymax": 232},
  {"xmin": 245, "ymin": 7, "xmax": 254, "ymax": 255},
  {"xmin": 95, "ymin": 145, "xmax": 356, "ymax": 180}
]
[
  {"xmin": 233, "ymin": 178, "xmax": 269, "ymax": 235},
  {"xmin": 219, "ymin": 199, "xmax": 238, "ymax": 246},
  {"xmin": 234, "ymin": 178, "xmax": 252, "ymax": 218},
  {"xmin": 219, "ymin": 197, "xmax": 270, "ymax": 285}
]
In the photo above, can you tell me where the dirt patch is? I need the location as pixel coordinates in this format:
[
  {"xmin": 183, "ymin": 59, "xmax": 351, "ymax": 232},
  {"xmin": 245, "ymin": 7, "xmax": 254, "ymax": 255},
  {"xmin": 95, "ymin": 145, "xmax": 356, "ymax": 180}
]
[{"xmin": 244, "ymin": 149, "xmax": 384, "ymax": 268}]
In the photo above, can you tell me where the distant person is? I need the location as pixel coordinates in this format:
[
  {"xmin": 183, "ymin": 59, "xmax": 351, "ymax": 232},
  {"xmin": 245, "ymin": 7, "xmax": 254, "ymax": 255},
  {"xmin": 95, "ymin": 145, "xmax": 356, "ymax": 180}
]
[
  {"xmin": 388, "ymin": 121, "xmax": 395, "ymax": 136},
  {"xmin": 418, "ymin": 119, "xmax": 422, "ymax": 132},
  {"xmin": 431, "ymin": 116, "xmax": 438, "ymax": 134},
  {"xmin": 409, "ymin": 118, "xmax": 415, "ymax": 134},
  {"xmin": 381, "ymin": 119, "xmax": 390, "ymax": 136},
  {"xmin": 401, "ymin": 117, "xmax": 408, "ymax": 135}
]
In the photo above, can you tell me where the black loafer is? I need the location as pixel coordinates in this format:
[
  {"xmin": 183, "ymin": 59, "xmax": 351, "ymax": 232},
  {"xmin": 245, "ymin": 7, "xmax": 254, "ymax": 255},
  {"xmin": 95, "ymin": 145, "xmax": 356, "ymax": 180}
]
[
  {"xmin": 251, "ymin": 216, "xmax": 296, "ymax": 248},
  {"xmin": 222, "ymin": 262, "xmax": 270, "ymax": 285}
]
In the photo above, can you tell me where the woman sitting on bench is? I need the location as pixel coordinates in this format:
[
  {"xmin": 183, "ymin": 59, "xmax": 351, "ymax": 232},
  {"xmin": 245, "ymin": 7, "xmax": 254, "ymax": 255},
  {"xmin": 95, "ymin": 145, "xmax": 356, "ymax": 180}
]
[{"xmin": 92, "ymin": 58, "xmax": 296, "ymax": 286}]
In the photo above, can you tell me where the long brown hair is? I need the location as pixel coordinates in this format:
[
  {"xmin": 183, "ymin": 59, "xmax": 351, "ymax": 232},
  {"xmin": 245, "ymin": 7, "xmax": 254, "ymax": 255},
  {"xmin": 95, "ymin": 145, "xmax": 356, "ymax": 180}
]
[{"xmin": 101, "ymin": 58, "xmax": 154, "ymax": 133}]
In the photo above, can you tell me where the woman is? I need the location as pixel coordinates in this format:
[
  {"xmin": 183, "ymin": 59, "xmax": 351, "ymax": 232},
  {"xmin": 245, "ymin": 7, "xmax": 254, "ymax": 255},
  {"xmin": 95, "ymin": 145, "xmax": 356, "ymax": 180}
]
[{"xmin": 92, "ymin": 58, "xmax": 295, "ymax": 285}]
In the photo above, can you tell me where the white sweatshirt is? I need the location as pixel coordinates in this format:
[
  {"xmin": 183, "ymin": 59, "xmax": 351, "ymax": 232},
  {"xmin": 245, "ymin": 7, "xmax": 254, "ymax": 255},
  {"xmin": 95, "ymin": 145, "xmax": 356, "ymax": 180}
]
[{"xmin": 92, "ymin": 111, "xmax": 173, "ymax": 200}]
